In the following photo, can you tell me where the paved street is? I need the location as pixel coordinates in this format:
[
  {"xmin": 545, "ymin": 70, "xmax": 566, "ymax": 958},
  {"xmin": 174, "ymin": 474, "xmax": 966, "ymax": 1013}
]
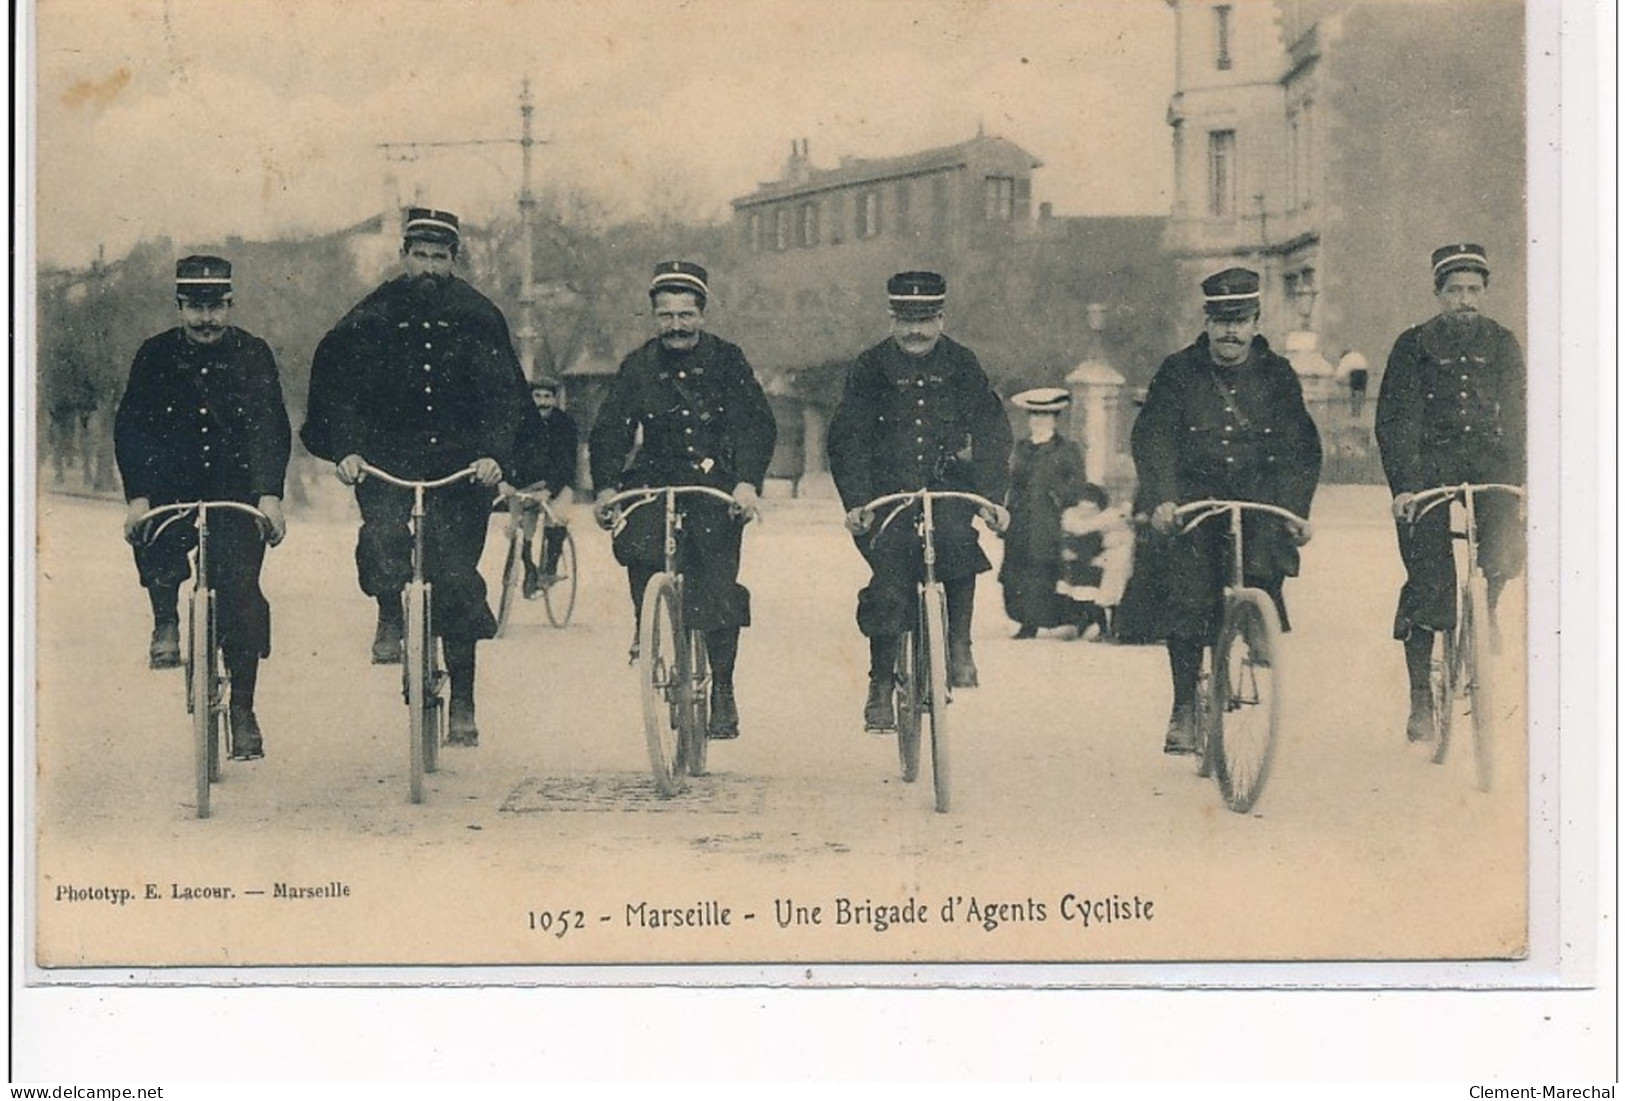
[{"xmin": 32, "ymin": 483, "xmax": 1528, "ymax": 967}]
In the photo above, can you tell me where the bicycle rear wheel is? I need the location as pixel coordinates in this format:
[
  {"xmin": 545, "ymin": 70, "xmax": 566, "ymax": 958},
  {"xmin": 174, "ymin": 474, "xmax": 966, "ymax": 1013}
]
[
  {"xmin": 1429, "ymin": 624, "xmax": 1460, "ymax": 765},
  {"xmin": 188, "ymin": 588, "xmax": 216, "ymax": 819},
  {"xmin": 686, "ymin": 628, "xmax": 710, "ymax": 777},
  {"xmin": 1195, "ymin": 657, "xmax": 1215, "ymax": 780},
  {"xmin": 1464, "ymin": 573, "xmax": 1496, "ymax": 792},
  {"xmin": 1211, "ymin": 589, "xmax": 1283, "ymax": 814},
  {"xmin": 921, "ymin": 583, "xmax": 952, "ymax": 813},
  {"xmin": 494, "ymin": 526, "xmax": 522, "ymax": 638},
  {"xmin": 895, "ymin": 629, "xmax": 922, "ymax": 783},
  {"xmin": 639, "ymin": 574, "xmax": 686, "ymax": 796},
  {"xmin": 543, "ymin": 528, "xmax": 579, "ymax": 628},
  {"xmin": 405, "ymin": 583, "xmax": 431, "ymax": 803}
]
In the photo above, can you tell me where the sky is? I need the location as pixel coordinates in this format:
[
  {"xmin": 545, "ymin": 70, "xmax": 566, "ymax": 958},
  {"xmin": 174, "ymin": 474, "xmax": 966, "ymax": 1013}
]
[{"xmin": 29, "ymin": 0, "xmax": 1175, "ymax": 268}]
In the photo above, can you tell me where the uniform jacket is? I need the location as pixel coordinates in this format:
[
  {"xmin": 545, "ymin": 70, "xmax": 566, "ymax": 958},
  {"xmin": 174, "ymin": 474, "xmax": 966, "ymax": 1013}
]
[
  {"xmin": 827, "ymin": 335, "xmax": 1013, "ymax": 512},
  {"xmin": 1375, "ymin": 313, "xmax": 1526, "ymax": 493},
  {"xmin": 301, "ymin": 274, "xmax": 529, "ymax": 479},
  {"xmin": 115, "ymin": 326, "xmax": 291, "ymax": 504},
  {"xmin": 588, "ymin": 332, "xmax": 777, "ymax": 493},
  {"xmin": 1131, "ymin": 333, "xmax": 1321, "ymax": 522},
  {"xmin": 512, "ymin": 407, "xmax": 579, "ymax": 491}
]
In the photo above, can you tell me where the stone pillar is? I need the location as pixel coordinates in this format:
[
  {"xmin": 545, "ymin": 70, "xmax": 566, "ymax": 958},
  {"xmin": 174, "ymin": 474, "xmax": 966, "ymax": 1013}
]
[
  {"xmin": 1065, "ymin": 359, "xmax": 1127, "ymax": 486},
  {"xmin": 796, "ymin": 404, "xmax": 836, "ymax": 499}
]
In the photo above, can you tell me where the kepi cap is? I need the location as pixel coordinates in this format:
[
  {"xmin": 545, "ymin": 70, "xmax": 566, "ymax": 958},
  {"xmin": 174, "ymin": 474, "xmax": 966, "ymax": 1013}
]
[
  {"xmin": 175, "ymin": 255, "xmax": 232, "ymax": 301},
  {"xmin": 529, "ymin": 374, "xmax": 562, "ymax": 393},
  {"xmin": 650, "ymin": 260, "xmax": 710, "ymax": 301},
  {"xmin": 1430, "ymin": 243, "xmax": 1489, "ymax": 283},
  {"xmin": 404, "ymin": 207, "xmax": 461, "ymax": 246},
  {"xmin": 887, "ymin": 271, "xmax": 947, "ymax": 319},
  {"xmin": 1202, "ymin": 267, "xmax": 1261, "ymax": 318},
  {"xmin": 1011, "ymin": 387, "xmax": 1071, "ymax": 414}
]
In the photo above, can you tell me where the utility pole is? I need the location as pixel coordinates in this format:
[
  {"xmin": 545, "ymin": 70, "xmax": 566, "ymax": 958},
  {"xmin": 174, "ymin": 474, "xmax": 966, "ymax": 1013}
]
[{"xmin": 376, "ymin": 79, "xmax": 545, "ymax": 377}]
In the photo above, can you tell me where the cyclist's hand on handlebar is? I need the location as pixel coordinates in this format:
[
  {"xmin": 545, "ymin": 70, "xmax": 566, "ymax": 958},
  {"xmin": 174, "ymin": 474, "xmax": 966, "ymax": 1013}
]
[
  {"xmin": 1149, "ymin": 500, "xmax": 1178, "ymax": 535},
  {"xmin": 978, "ymin": 502, "xmax": 1011, "ymax": 533},
  {"xmin": 1390, "ymin": 491, "xmax": 1418, "ymax": 522},
  {"xmin": 470, "ymin": 457, "xmax": 503, "ymax": 487},
  {"xmin": 1289, "ymin": 517, "xmax": 1313, "ymax": 547},
  {"xmin": 730, "ymin": 482, "xmax": 762, "ymax": 524},
  {"xmin": 844, "ymin": 506, "xmax": 874, "ymax": 535},
  {"xmin": 335, "ymin": 454, "xmax": 365, "ymax": 486},
  {"xmin": 257, "ymin": 495, "xmax": 287, "ymax": 547},
  {"xmin": 592, "ymin": 488, "xmax": 618, "ymax": 530},
  {"xmin": 123, "ymin": 497, "xmax": 152, "ymax": 545}
]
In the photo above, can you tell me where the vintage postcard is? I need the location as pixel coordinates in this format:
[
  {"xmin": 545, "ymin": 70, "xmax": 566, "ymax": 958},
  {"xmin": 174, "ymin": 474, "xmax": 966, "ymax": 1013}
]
[{"xmin": 20, "ymin": 0, "xmax": 1583, "ymax": 996}]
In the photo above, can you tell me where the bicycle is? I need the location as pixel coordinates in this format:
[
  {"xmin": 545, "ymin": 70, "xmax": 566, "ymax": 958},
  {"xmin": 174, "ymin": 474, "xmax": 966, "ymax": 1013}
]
[
  {"xmin": 1168, "ymin": 498, "xmax": 1310, "ymax": 814},
  {"xmin": 856, "ymin": 488, "xmax": 1007, "ymax": 814},
  {"xmin": 599, "ymin": 484, "xmax": 746, "ymax": 796},
  {"xmin": 1406, "ymin": 482, "xmax": 1526, "ymax": 792},
  {"xmin": 357, "ymin": 461, "xmax": 479, "ymax": 804},
  {"xmin": 494, "ymin": 486, "xmax": 578, "ymax": 635},
  {"xmin": 134, "ymin": 499, "xmax": 271, "ymax": 820}
]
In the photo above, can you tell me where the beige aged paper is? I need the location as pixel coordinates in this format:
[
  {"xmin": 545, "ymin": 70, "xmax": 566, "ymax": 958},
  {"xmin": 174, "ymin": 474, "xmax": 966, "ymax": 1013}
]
[{"xmin": 25, "ymin": 0, "xmax": 1553, "ymax": 981}]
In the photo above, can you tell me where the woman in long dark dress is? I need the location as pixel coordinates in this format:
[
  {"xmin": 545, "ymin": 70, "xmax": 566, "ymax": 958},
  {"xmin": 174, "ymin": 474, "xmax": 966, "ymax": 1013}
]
[{"xmin": 998, "ymin": 388, "xmax": 1090, "ymax": 637}]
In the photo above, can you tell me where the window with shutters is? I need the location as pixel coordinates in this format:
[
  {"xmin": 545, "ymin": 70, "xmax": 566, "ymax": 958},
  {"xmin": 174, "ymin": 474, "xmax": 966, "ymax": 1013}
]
[
  {"xmin": 773, "ymin": 207, "xmax": 792, "ymax": 251},
  {"xmin": 796, "ymin": 202, "xmax": 819, "ymax": 247},
  {"xmin": 985, "ymin": 176, "xmax": 1016, "ymax": 221},
  {"xmin": 856, "ymin": 189, "xmax": 881, "ymax": 238},
  {"xmin": 1207, "ymin": 130, "xmax": 1236, "ymax": 218},
  {"xmin": 1214, "ymin": 5, "xmax": 1233, "ymax": 70},
  {"xmin": 895, "ymin": 181, "xmax": 911, "ymax": 233},
  {"xmin": 745, "ymin": 212, "xmax": 761, "ymax": 251}
]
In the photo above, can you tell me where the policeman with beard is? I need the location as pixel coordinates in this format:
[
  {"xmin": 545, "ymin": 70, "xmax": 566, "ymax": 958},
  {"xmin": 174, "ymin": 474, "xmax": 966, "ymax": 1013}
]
[
  {"xmin": 115, "ymin": 255, "xmax": 291, "ymax": 759},
  {"xmin": 589, "ymin": 261, "xmax": 776, "ymax": 740},
  {"xmin": 1132, "ymin": 268, "xmax": 1322, "ymax": 755},
  {"xmin": 1376, "ymin": 244, "xmax": 1526, "ymax": 742},
  {"xmin": 302, "ymin": 208, "xmax": 529, "ymax": 746}
]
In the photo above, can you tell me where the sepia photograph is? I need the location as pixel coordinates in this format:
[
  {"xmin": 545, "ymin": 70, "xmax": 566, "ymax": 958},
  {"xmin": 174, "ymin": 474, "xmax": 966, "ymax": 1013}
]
[
  {"xmin": 13, "ymin": 0, "xmax": 1609, "ymax": 1080},
  {"xmin": 23, "ymin": 0, "xmax": 1546, "ymax": 964}
]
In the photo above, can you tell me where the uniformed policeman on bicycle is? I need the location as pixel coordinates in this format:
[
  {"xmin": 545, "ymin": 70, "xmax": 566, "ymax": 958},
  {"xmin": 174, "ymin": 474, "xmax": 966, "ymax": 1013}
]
[
  {"xmin": 827, "ymin": 271, "xmax": 1013, "ymax": 733},
  {"xmin": 301, "ymin": 208, "xmax": 530, "ymax": 746},
  {"xmin": 115, "ymin": 255, "xmax": 291, "ymax": 759},
  {"xmin": 589, "ymin": 261, "xmax": 778, "ymax": 740},
  {"xmin": 1131, "ymin": 268, "xmax": 1322, "ymax": 755},
  {"xmin": 1375, "ymin": 243, "xmax": 1526, "ymax": 743}
]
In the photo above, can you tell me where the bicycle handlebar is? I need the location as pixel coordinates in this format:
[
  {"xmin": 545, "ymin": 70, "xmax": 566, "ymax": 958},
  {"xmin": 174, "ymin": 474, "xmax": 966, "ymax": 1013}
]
[
  {"xmin": 134, "ymin": 500, "xmax": 272, "ymax": 545},
  {"xmin": 357, "ymin": 462, "xmax": 480, "ymax": 491},
  {"xmin": 1172, "ymin": 498, "xmax": 1309, "ymax": 536},
  {"xmin": 857, "ymin": 488, "xmax": 1008, "ymax": 537},
  {"xmin": 600, "ymin": 484, "xmax": 740, "ymax": 514},
  {"xmin": 1409, "ymin": 482, "xmax": 1526, "ymax": 523}
]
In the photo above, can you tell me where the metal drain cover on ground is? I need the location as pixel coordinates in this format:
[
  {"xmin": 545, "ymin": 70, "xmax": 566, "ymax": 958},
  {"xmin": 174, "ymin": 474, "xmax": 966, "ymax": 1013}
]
[{"xmin": 500, "ymin": 772, "xmax": 769, "ymax": 814}]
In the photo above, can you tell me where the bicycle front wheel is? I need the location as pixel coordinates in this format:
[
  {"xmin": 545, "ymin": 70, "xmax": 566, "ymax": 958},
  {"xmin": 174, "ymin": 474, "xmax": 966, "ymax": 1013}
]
[
  {"xmin": 189, "ymin": 588, "xmax": 216, "ymax": 819},
  {"xmin": 1464, "ymin": 573, "xmax": 1496, "ymax": 792},
  {"xmin": 543, "ymin": 528, "xmax": 578, "ymax": 628},
  {"xmin": 686, "ymin": 628, "xmax": 710, "ymax": 777},
  {"xmin": 494, "ymin": 527, "xmax": 522, "ymax": 638},
  {"xmin": 1195, "ymin": 657, "xmax": 1215, "ymax": 780},
  {"xmin": 639, "ymin": 574, "xmax": 687, "ymax": 796},
  {"xmin": 405, "ymin": 583, "xmax": 431, "ymax": 803},
  {"xmin": 895, "ymin": 629, "xmax": 922, "ymax": 783},
  {"xmin": 922, "ymin": 583, "xmax": 952, "ymax": 813},
  {"xmin": 1429, "ymin": 624, "xmax": 1460, "ymax": 765},
  {"xmin": 1211, "ymin": 588, "xmax": 1284, "ymax": 814}
]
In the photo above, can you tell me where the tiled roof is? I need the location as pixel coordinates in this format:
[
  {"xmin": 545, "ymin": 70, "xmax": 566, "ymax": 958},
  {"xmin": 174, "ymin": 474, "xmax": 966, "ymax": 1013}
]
[{"xmin": 732, "ymin": 135, "xmax": 1041, "ymax": 208}]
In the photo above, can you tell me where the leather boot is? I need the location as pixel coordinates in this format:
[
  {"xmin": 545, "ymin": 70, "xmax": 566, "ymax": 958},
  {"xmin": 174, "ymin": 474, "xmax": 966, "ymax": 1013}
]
[
  {"xmin": 229, "ymin": 706, "xmax": 265, "ymax": 760},
  {"xmin": 372, "ymin": 596, "xmax": 404, "ymax": 664},
  {"xmin": 864, "ymin": 676, "xmax": 897, "ymax": 732},
  {"xmin": 148, "ymin": 620, "xmax": 181, "ymax": 669},
  {"xmin": 708, "ymin": 683, "xmax": 740, "ymax": 740}
]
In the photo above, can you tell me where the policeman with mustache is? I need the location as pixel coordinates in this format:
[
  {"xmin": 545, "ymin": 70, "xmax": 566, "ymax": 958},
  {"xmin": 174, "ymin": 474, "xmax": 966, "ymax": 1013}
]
[
  {"xmin": 1376, "ymin": 244, "xmax": 1526, "ymax": 742},
  {"xmin": 1131, "ymin": 268, "xmax": 1322, "ymax": 755},
  {"xmin": 115, "ymin": 255, "xmax": 291, "ymax": 759}
]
